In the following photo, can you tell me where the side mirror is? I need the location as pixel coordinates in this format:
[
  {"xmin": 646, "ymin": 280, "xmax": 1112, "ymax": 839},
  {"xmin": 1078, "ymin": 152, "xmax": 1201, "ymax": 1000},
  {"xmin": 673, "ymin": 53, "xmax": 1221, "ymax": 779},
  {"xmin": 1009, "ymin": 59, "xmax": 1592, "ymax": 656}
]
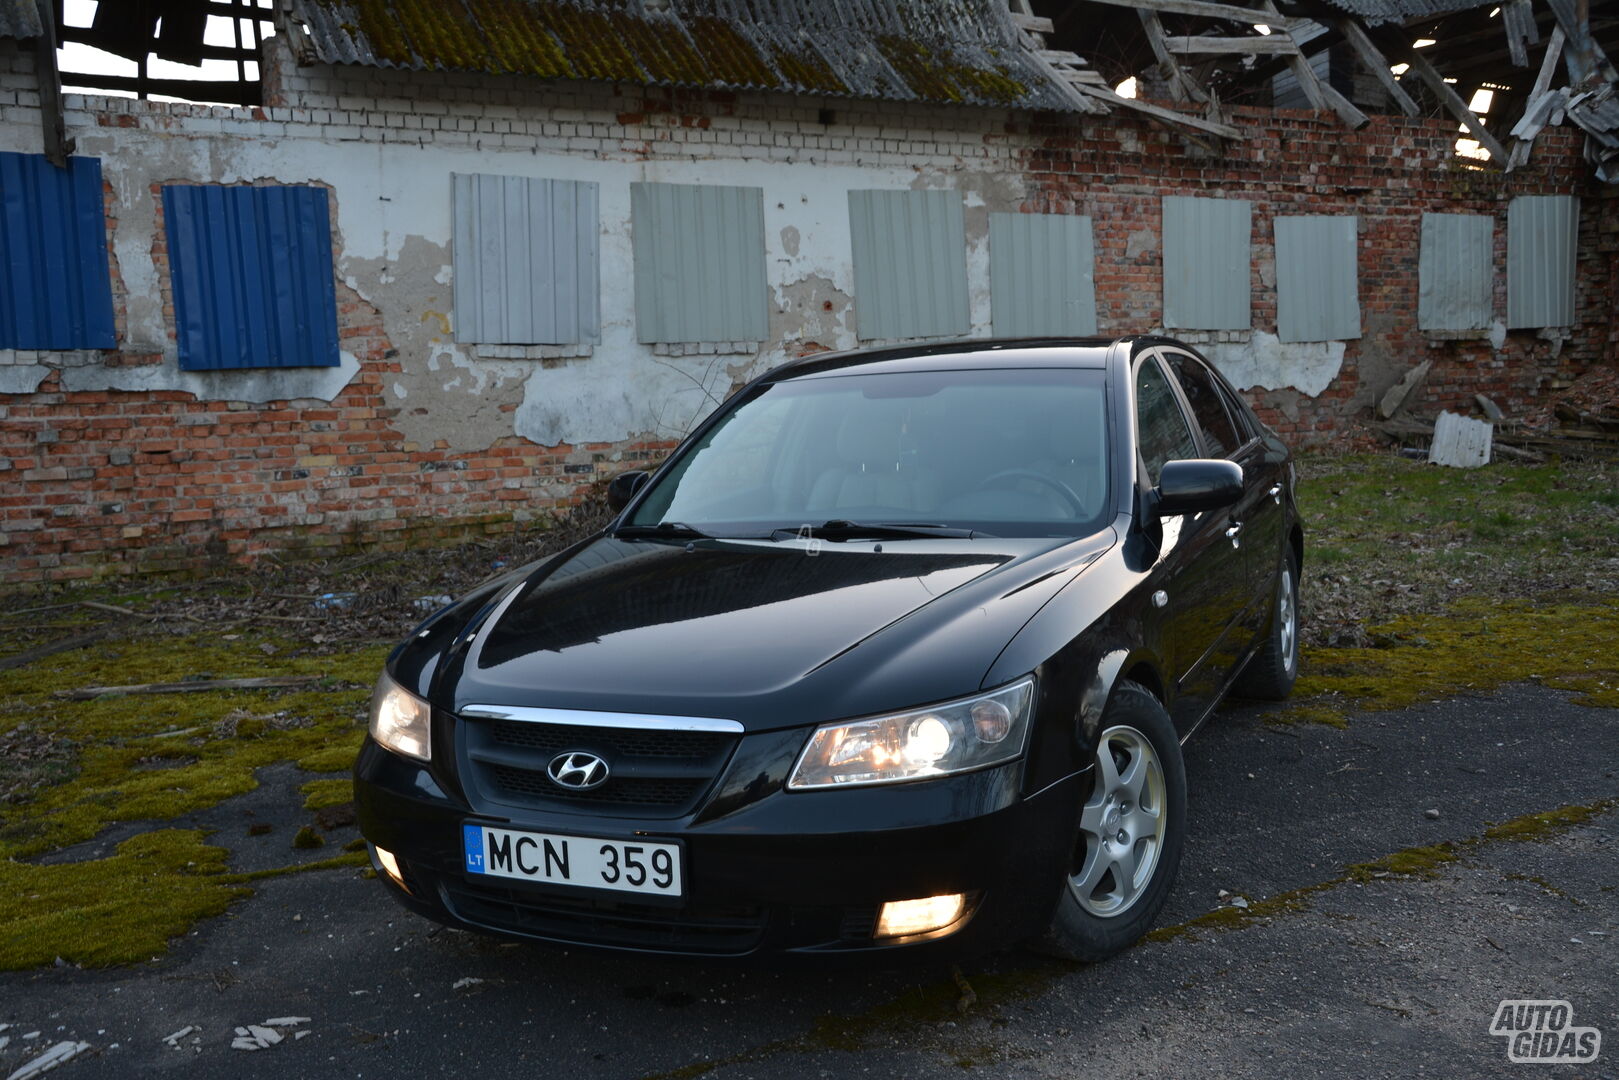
[
  {"xmin": 606, "ymin": 470, "xmax": 650, "ymax": 512},
  {"xmin": 1155, "ymin": 459, "xmax": 1243, "ymax": 517}
]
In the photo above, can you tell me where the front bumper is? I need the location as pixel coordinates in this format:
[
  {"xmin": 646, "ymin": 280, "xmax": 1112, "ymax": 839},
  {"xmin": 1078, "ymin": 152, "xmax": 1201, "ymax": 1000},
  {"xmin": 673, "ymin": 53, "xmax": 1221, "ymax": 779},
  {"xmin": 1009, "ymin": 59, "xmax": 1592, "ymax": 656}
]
[{"xmin": 354, "ymin": 736, "xmax": 1087, "ymax": 961}]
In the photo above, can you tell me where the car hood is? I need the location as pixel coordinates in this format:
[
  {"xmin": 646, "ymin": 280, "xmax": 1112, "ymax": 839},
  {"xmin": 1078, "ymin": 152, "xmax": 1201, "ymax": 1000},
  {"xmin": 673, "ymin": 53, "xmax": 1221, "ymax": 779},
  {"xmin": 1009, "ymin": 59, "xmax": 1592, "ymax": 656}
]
[{"xmin": 421, "ymin": 531, "xmax": 1116, "ymax": 732}]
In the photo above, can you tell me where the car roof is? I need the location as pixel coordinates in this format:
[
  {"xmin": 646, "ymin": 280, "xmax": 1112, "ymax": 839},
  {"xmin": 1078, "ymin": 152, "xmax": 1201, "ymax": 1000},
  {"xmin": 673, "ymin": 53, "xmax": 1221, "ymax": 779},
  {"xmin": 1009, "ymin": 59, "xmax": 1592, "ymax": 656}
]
[{"xmin": 768, "ymin": 337, "xmax": 1128, "ymax": 382}]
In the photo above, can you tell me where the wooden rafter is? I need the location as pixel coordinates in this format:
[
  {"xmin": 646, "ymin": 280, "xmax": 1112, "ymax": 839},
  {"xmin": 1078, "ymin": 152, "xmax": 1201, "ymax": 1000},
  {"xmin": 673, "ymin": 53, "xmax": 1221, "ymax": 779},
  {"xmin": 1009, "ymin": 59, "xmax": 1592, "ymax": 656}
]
[{"xmin": 1335, "ymin": 17, "xmax": 1420, "ymax": 116}]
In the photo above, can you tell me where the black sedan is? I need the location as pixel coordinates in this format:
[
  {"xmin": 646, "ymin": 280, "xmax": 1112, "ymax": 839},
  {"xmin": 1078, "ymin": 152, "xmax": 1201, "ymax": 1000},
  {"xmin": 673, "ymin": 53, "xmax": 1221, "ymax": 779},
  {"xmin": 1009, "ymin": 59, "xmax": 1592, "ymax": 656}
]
[{"xmin": 355, "ymin": 336, "xmax": 1302, "ymax": 962}]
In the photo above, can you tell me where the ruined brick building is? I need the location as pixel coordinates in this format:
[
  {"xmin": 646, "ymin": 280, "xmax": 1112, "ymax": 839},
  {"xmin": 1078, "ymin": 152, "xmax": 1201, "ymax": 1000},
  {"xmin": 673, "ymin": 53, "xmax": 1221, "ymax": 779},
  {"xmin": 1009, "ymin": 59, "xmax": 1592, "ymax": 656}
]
[{"xmin": 1, "ymin": 0, "xmax": 1616, "ymax": 583}]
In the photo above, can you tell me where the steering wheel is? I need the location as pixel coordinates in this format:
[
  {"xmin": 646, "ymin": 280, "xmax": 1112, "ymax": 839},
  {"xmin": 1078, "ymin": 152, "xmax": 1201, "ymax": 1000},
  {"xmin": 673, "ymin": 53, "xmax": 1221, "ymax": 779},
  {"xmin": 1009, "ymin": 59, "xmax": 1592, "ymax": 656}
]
[{"xmin": 974, "ymin": 469, "xmax": 1086, "ymax": 516}]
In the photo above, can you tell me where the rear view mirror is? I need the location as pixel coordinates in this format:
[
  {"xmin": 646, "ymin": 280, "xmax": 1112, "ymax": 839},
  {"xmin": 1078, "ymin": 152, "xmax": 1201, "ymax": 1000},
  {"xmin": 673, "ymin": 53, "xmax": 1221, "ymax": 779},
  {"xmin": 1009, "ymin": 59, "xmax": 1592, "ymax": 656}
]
[
  {"xmin": 1155, "ymin": 459, "xmax": 1242, "ymax": 517},
  {"xmin": 606, "ymin": 470, "xmax": 650, "ymax": 512}
]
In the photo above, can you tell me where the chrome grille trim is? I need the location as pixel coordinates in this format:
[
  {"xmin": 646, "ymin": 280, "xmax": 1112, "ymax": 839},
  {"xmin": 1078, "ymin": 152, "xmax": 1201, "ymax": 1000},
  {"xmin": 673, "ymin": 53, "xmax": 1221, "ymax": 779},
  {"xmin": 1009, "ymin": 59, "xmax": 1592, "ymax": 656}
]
[{"xmin": 459, "ymin": 704, "xmax": 743, "ymax": 734}]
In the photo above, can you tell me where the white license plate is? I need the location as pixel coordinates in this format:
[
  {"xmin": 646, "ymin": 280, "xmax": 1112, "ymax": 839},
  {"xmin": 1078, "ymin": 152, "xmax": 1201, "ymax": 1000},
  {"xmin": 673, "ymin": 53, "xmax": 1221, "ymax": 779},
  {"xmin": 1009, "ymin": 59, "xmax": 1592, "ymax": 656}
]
[{"xmin": 462, "ymin": 825, "xmax": 682, "ymax": 897}]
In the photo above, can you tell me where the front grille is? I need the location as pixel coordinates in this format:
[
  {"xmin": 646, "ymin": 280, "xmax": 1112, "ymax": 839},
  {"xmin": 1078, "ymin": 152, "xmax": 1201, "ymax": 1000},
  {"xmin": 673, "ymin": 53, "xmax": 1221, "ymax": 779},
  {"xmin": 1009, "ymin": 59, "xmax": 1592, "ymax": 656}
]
[
  {"xmin": 460, "ymin": 716, "xmax": 738, "ymax": 818},
  {"xmin": 441, "ymin": 877, "xmax": 767, "ymax": 954}
]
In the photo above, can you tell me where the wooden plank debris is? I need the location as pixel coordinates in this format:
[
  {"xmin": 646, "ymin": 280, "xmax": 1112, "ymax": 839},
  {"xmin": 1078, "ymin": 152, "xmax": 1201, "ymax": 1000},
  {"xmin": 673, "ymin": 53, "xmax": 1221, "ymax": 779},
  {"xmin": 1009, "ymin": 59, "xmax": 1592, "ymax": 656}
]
[
  {"xmin": 1079, "ymin": 0, "xmax": 1306, "ymax": 32},
  {"xmin": 55, "ymin": 675, "xmax": 328, "ymax": 700},
  {"xmin": 1163, "ymin": 35, "xmax": 1300, "ymax": 55},
  {"xmin": 1377, "ymin": 359, "xmax": 1433, "ymax": 420},
  {"xmin": 1429, "ymin": 410, "xmax": 1494, "ymax": 468},
  {"xmin": 0, "ymin": 628, "xmax": 109, "ymax": 673},
  {"xmin": 1069, "ymin": 82, "xmax": 1244, "ymax": 138}
]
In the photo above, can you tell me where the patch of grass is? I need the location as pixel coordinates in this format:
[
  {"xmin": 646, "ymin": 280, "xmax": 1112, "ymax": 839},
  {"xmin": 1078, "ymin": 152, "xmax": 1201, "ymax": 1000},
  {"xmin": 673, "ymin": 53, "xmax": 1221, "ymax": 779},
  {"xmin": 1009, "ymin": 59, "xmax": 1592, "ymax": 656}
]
[
  {"xmin": 1296, "ymin": 454, "xmax": 1619, "ymax": 647},
  {"xmin": 1274, "ymin": 598, "xmax": 1619, "ymax": 723},
  {"xmin": 0, "ymin": 830, "xmax": 250, "ymax": 969},
  {"xmin": 1347, "ymin": 841, "xmax": 1461, "ymax": 880},
  {"xmin": 1482, "ymin": 803, "xmax": 1611, "ymax": 841},
  {"xmin": 300, "ymin": 777, "xmax": 353, "ymax": 810},
  {"xmin": 291, "ymin": 825, "xmax": 325, "ymax": 850}
]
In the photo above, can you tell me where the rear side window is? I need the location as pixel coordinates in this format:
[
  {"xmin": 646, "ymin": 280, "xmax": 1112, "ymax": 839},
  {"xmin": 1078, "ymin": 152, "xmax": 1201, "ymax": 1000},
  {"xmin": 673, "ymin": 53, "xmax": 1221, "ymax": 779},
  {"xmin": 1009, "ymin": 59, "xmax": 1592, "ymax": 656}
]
[
  {"xmin": 1162, "ymin": 350, "xmax": 1241, "ymax": 458},
  {"xmin": 1135, "ymin": 357, "xmax": 1198, "ymax": 484}
]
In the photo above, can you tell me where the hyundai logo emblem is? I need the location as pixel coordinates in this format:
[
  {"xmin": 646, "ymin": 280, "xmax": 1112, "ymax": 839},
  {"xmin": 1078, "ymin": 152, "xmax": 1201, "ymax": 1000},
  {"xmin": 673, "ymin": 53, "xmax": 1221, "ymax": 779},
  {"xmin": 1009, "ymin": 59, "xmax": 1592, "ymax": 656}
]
[{"xmin": 547, "ymin": 751, "xmax": 609, "ymax": 790}]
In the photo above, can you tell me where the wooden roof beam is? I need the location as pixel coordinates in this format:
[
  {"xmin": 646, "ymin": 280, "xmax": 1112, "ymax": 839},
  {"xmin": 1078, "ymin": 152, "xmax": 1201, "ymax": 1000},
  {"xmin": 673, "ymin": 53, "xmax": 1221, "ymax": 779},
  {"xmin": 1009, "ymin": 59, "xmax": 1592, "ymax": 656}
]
[
  {"xmin": 1079, "ymin": 0, "xmax": 1309, "ymax": 33},
  {"xmin": 1335, "ymin": 17, "xmax": 1420, "ymax": 116}
]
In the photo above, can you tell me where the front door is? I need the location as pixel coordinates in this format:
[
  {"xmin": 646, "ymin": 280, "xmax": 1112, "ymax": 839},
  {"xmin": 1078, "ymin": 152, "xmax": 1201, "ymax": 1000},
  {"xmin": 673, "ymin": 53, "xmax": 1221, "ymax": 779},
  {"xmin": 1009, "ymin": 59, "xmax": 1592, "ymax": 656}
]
[{"xmin": 1134, "ymin": 352, "xmax": 1250, "ymax": 734}]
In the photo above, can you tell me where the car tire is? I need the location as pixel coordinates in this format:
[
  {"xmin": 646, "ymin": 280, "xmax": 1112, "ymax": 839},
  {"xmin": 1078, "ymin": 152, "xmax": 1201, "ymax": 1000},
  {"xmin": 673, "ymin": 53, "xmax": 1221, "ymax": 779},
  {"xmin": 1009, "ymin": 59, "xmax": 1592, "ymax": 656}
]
[
  {"xmin": 1233, "ymin": 547, "xmax": 1300, "ymax": 701},
  {"xmin": 1039, "ymin": 680, "xmax": 1186, "ymax": 962}
]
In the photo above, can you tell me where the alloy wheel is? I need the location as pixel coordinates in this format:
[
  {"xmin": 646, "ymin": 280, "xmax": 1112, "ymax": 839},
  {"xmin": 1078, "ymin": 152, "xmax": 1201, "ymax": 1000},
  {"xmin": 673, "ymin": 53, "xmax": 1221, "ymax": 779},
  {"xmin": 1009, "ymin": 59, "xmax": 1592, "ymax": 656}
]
[
  {"xmin": 1279, "ymin": 566, "xmax": 1297, "ymax": 675},
  {"xmin": 1070, "ymin": 724, "xmax": 1168, "ymax": 918}
]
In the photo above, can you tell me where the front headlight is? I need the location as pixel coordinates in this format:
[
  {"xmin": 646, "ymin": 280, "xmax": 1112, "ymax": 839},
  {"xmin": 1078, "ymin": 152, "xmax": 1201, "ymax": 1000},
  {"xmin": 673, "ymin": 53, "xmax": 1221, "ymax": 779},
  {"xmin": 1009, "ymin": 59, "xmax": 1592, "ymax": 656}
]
[
  {"xmin": 369, "ymin": 671, "xmax": 432, "ymax": 762},
  {"xmin": 788, "ymin": 677, "xmax": 1035, "ymax": 790}
]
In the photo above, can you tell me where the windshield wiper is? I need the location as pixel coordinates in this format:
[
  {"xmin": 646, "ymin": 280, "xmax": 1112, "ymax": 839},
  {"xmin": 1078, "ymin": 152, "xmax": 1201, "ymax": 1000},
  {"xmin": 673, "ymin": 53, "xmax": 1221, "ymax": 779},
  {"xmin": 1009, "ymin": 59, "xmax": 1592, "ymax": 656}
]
[
  {"xmin": 613, "ymin": 521, "xmax": 713, "ymax": 540},
  {"xmin": 772, "ymin": 520, "xmax": 980, "ymax": 542}
]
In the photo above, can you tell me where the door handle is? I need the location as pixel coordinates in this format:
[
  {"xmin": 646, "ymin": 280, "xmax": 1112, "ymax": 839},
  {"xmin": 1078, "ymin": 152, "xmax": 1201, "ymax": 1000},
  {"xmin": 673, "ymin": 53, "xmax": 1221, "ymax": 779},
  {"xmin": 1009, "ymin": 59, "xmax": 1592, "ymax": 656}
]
[
  {"xmin": 1268, "ymin": 483, "xmax": 1282, "ymax": 504},
  {"xmin": 1224, "ymin": 522, "xmax": 1242, "ymax": 549}
]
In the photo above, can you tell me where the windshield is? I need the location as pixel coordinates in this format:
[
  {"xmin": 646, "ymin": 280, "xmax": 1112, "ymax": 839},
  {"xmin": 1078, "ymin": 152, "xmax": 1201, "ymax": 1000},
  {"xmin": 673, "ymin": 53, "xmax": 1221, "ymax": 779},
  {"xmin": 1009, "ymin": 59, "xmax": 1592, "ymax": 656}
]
[{"xmin": 629, "ymin": 367, "xmax": 1111, "ymax": 538}]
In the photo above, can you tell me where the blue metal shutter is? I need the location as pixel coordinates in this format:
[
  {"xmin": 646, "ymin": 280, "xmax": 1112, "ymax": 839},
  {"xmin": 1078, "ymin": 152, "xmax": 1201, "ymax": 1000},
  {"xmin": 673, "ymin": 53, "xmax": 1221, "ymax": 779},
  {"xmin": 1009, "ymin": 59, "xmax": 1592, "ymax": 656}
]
[
  {"xmin": 631, "ymin": 182, "xmax": 768, "ymax": 344},
  {"xmin": 1507, "ymin": 195, "xmax": 1578, "ymax": 329},
  {"xmin": 453, "ymin": 174, "xmax": 600, "ymax": 345},
  {"xmin": 1418, "ymin": 213, "xmax": 1494, "ymax": 331},
  {"xmin": 848, "ymin": 189, "xmax": 969, "ymax": 341},
  {"xmin": 1274, "ymin": 215, "xmax": 1360, "ymax": 343},
  {"xmin": 989, "ymin": 212, "xmax": 1096, "ymax": 337},
  {"xmin": 161, "ymin": 184, "xmax": 340, "ymax": 370},
  {"xmin": 0, "ymin": 152, "xmax": 116, "ymax": 350},
  {"xmin": 1163, "ymin": 196, "xmax": 1252, "ymax": 331}
]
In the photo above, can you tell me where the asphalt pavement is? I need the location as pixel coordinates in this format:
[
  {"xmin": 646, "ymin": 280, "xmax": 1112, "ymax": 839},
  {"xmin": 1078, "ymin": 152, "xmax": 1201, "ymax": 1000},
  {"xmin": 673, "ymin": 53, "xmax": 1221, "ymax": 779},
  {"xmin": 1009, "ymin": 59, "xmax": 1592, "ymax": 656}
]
[{"xmin": 2, "ymin": 682, "xmax": 1615, "ymax": 1080}]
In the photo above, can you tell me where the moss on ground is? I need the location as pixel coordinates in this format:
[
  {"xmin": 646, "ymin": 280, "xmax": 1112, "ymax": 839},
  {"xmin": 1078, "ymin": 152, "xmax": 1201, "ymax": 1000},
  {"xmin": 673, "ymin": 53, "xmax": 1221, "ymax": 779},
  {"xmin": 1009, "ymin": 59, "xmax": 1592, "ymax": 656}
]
[
  {"xmin": 301, "ymin": 777, "xmax": 354, "ymax": 810},
  {"xmin": 0, "ymin": 632, "xmax": 386, "ymax": 858},
  {"xmin": 1272, "ymin": 599, "xmax": 1619, "ymax": 724},
  {"xmin": 1148, "ymin": 799, "xmax": 1615, "ymax": 944},
  {"xmin": 0, "ymin": 830, "xmax": 250, "ymax": 970},
  {"xmin": 0, "ymin": 629, "xmax": 386, "ymax": 969}
]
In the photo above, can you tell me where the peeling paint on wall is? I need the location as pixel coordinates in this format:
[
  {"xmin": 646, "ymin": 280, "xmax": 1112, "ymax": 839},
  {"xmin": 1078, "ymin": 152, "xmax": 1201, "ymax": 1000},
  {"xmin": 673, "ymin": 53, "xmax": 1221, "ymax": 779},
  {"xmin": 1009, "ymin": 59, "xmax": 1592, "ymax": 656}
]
[
  {"xmin": 1205, "ymin": 331, "xmax": 1346, "ymax": 398},
  {"xmin": 346, "ymin": 238, "xmax": 529, "ymax": 453}
]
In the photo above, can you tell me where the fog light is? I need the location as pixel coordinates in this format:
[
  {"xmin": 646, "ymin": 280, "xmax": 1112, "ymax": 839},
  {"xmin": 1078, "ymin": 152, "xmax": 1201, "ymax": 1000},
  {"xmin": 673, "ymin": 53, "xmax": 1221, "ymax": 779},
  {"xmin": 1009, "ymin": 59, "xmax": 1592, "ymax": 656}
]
[
  {"xmin": 875, "ymin": 893, "xmax": 966, "ymax": 938},
  {"xmin": 372, "ymin": 844, "xmax": 406, "ymax": 890}
]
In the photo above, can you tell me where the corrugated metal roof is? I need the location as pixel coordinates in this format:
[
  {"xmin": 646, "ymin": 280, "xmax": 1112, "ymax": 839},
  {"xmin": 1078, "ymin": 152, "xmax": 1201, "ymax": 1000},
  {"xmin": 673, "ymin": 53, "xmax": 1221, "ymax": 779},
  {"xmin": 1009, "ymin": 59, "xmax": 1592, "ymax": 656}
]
[
  {"xmin": 1307, "ymin": 0, "xmax": 1495, "ymax": 27},
  {"xmin": 0, "ymin": 152, "xmax": 116, "ymax": 350},
  {"xmin": 286, "ymin": 0, "xmax": 1080, "ymax": 110},
  {"xmin": 0, "ymin": 0, "xmax": 43, "ymax": 40}
]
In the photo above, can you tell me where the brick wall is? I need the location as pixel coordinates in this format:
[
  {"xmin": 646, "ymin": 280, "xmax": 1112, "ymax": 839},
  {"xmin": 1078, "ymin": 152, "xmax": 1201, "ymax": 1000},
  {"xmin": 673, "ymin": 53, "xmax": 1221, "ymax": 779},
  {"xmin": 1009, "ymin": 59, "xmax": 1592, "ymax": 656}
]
[{"xmin": 0, "ymin": 34, "xmax": 1612, "ymax": 584}]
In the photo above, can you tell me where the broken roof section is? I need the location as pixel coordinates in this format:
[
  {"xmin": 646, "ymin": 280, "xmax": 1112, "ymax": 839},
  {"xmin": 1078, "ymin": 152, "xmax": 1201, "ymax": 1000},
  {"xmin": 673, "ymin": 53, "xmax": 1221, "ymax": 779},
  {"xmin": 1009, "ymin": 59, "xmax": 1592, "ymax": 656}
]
[
  {"xmin": 285, "ymin": 0, "xmax": 1083, "ymax": 111},
  {"xmin": 1296, "ymin": 0, "xmax": 1497, "ymax": 27},
  {"xmin": 0, "ymin": 0, "xmax": 44, "ymax": 40}
]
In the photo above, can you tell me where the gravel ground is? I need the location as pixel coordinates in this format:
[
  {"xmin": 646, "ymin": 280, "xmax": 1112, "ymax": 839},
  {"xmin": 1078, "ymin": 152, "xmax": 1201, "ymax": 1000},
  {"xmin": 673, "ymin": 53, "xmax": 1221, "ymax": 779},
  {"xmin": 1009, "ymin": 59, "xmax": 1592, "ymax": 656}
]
[{"xmin": 1, "ymin": 683, "xmax": 1613, "ymax": 1080}]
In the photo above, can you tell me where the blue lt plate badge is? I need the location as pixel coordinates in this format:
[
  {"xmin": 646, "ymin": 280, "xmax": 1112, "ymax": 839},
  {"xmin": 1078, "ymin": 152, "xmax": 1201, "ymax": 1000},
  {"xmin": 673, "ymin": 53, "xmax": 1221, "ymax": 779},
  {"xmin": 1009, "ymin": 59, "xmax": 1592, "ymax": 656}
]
[{"xmin": 463, "ymin": 825, "xmax": 486, "ymax": 874}]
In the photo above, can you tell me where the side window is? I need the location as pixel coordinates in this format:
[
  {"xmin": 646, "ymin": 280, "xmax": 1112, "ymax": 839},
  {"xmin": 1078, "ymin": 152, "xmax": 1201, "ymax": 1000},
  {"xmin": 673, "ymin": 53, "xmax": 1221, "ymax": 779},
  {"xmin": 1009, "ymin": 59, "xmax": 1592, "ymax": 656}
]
[
  {"xmin": 1163, "ymin": 351, "xmax": 1242, "ymax": 458},
  {"xmin": 1134, "ymin": 357, "xmax": 1199, "ymax": 484}
]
